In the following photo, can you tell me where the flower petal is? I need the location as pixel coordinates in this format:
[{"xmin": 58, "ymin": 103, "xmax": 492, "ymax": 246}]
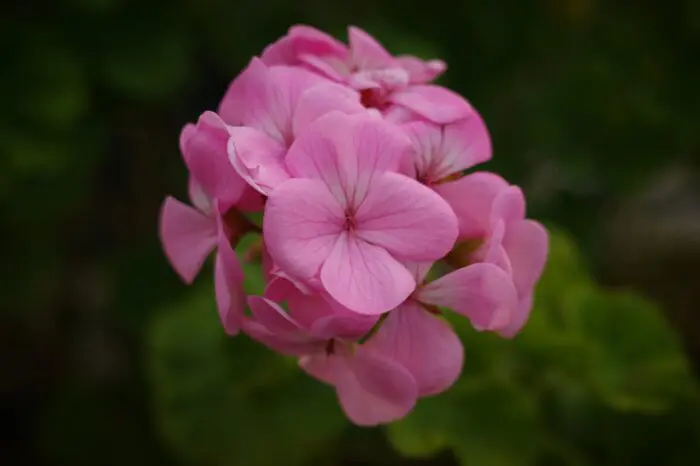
[
  {"xmin": 365, "ymin": 301, "xmax": 463, "ymax": 396},
  {"xmin": 389, "ymin": 84, "xmax": 472, "ymax": 125},
  {"xmin": 418, "ymin": 262, "xmax": 518, "ymax": 331},
  {"xmin": 497, "ymin": 293, "xmax": 533, "ymax": 339},
  {"xmin": 261, "ymin": 25, "xmax": 347, "ymax": 66},
  {"xmin": 286, "ymin": 111, "xmax": 413, "ymax": 207},
  {"xmin": 348, "ymin": 26, "xmax": 394, "ymax": 70},
  {"xmin": 491, "ymin": 185, "xmax": 526, "ymax": 226},
  {"xmin": 502, "ymin": 220, "xmax": 548, "ymax": 295},
  {"xmin": 159, "ymin": 196, "xmax": 217, "ymax": 284},
  {"xmin": 214, "ymin": 231, "xmax": 245, "ymax": 335},
  {"xmin": 320, "ymin": 232, "xmax": 416, "ymax": 315},
  {"xmin": 182, "ymin": 112, "xmax": 247, "ymax": 210},
  {"xmin": 433, "ymin": 171, "xmax": 509, "ymax": 240},
  {"xmin": 403, "ymin": 112, "xmax": 491, "ymax": 182},
  {"xmin": 226, "ymin": 126, "xmax": 288, "ymax": 195},
  {"xmin": 263, "ymin": 178, "xmax": 343, "ymax": 282},
  {"xmin": 218, "ymin": 58, "xmax": 325, "ymax": 145},
  {"xmin": 355, "ymin": 171, "xmax": 458, "ymax": 261},
  {"xmin": 335, "ymin": 345, "xmax": 418, "ymax": 426},
  {"xmin": 292, "ymin": 82, "xmax": 366, "ymax": 137},
  {"xmin": 395, "ymin": 56, "xmax": 446, "ymax": 83}
]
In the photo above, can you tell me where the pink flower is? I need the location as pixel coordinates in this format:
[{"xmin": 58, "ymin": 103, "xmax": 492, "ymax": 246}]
[
  {"xmin": 244, "ymin": 294, "xmax": 414, "ymax": 426},
  {"xmin": 436, "ymin": 172, "xmax": 549, "ymax": 336},
  {"xmin": 261, "ymin": 25, "xmax": 470, "ymax": 125},
  {"xmin": 158, "ymin": 116, "xmax": 259, "ymax": 335},
  {"xmin": 400, "ymin": 110, "xmax": 492, "ymax": 186},
  {"xmin": 364, "ymin": 260, "xmax": 516, "ymax": 397},
  {"xmin": 263, "ymin": 111, "xmax": 459, "ymax": 315},
  {"xmin": 220, "ymin": 58, "xmax": 368, "ymax": 194}
]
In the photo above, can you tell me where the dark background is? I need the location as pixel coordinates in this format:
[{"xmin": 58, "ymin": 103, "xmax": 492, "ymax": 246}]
[{"xmin": 2, "ymin": 0, "xmax": 700, "ymax": 465}]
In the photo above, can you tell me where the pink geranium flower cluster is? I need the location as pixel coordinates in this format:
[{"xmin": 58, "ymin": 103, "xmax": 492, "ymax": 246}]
[{"xmin": 159, "ymin": 25, "xmax": 548, "ymax": 426}]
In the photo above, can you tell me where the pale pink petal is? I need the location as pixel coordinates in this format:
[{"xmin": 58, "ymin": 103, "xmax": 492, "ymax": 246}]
[
  {"xmin": 389, "ymin": 84, "xmax": 472, "ymax": 125},
  {"xmin": 187, "ymin": 177, "xmax": 213, "ymax": 215},
  {"xmin": 218, "ymin": 58, "xmax": 325, "ymax": 145},
  {"xmin": 433, "ymin": 172, "xmax": 509, "ymax": 239},
  {"xmin": 292, "ymin": 82, "xmax": 365, "ymax": 137},
  {"xmin": 355, "ymin": 172, "xmax": 458, "ymax": 261},
  {"xmin": 247, "ymin": 296, "xmax": 302, "ymax": 334},
  {"xmin": 497, "ymin": 293, "xmax": 533, "ymax": 339},
  {"xmin": 159, "ymin": 196, "xmax": 217, "ymax": 284},
  {"xmin": 401, "ymin": 261, "xmax": 434, "ymax": 284},
  {"xmin": 263, "ymin": 178, "xmax": 343, "ymax": 282},
  {"xmin": 243, "ymin": 320, "xmax": 321, "ymax": 356},
  {"xmin": 396, "ymin": 56, "xmax": 446, "ymax": 83},
  {"xmin": 286, "ymin": 290, "xmax": 378, "ymax": 339},
  {"xmin": 214, "ymin": 231, "xmax": 245, "ymax": 335},
  {"xmin": 320, "ymin": 232, "xmax": 416, "ymax": 315},
  {"xmin": 182, "ymin": 112, "xmax": 247, "ymax": 209},
  {"xmin": 226, "ymin": 126, "xmax": 288, "ymax": 195},
  {"xmin": 365, "ymin": 301, "xmax": 463, "ymax": 396},
  {"xmin": 491, "ymin": 185, "xmax": 526, "ymax": 226},
  {"xmin": 261, "ymin": 25, "xmax": 347, "ymax": 66},
  {"xmin": 348, "ymin": 68, "xmax": 409, "ymax": 91},
  {"xmin": 502, "ymin": 220, "xmax": 548, "ymax": 295},
  {"xmin": 298, "ymin": 54, "xmax": 348, "ymax": 81},
  {"xmin": 348, "ymin": 26, "xmax": 394, "ymax": 70},
  {"xmin": 418, "ymin": 262, "xmax": 518, "ymax": 331},
  {"xmin": 286, "ymin": 112, "xmax": 413, "ymax": 207},
  {"xmin": 405, "ymin": 113, "xmax": 492, "ymax": 182},
  {"xmin": 179, "ymin": 123, "xmax": 196, "ymax": 157},
  {"xmin": 299, "ymin": 351, "xmax": 341, "ymax": 385},
  {"xmin": 336, "ymin": 345, "xmax": 418, "ymax": 426}
]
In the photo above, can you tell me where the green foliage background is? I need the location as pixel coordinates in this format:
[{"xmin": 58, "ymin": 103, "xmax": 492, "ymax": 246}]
[{"xmin": 2, "ymin": 0, "xmax": 699, "ymax": 465}]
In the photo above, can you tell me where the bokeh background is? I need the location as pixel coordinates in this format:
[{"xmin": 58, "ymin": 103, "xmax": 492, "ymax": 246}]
[{"xmin": 3, "ymin": 0, "xmax": 700, "ymax": 465}]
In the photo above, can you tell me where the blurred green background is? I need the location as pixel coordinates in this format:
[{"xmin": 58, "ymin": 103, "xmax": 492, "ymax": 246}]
[{"xmin": 3, "ymin": 0, "xmax": 700, "ymax": 465}]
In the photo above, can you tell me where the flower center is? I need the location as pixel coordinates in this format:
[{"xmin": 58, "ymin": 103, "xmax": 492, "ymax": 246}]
[{"xmin": 343, "ymin": 209, "xmax": 357, "ymax": 232}]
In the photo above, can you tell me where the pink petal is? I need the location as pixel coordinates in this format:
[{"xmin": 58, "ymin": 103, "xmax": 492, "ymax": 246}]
[
  {"xmin": 159, "ymin": 196, "xmax": 217, "ymax": 284},
  {"xmin": 179, "ymin": 123, "xmax": 196, "ymax": 157},
  {"xmin": 434, "ymin": 171, "xmax": 509, "ymax": 239},
  {"xmin": 214, "ymin": 231, "xmax": 245, "ymax": 335},
  {"xmin": 491, "ymin": 185, "xmax": 526, "ymax": 226},
  {"xmin": 335, "ymin": 345, "xmax": 418, "ymax": 426},
  {"xmin": 418, "ymin": 262, "xmax": 518, "ymax": 331},
  {"xmin": 299, "ymin": 351, "xmax": 341, "ymax": 386},
  {"xmin": 348, "ymin": 68, "xmax": 409, "ymax": 91},
  {"xmin": 243, "ymin": 296, "xmax": 323, "ymax": 356},
  {"xmin": 182, "ymin": 112, "xmax": 247, "ymax": 210},
  {"xmin": 226, "ymin": 126, "xmax": 288, "ymax": 195},
  {"xmin": 404, "ymin": 112, "xmax": 491, "ymax": 182},
  {"xmin": 286, "ymin": 111, "xmax": 413, "ymax": 207},
  {"xmin": 320, "ymin": 232, "xmax": 416, "ymax": 315},
  {"xmin": 261, "ymin": 25, "xmax": 347, "ymax": 66},
  {"xmin": 292, "ymin": 82, "xmax": 366, "ymax": 137},
  {"xmin": 395, "ymin": 56, "xmax": 446, "ymax": 84},
  {"xmin": 263, "ymin": 178, "xmax": 343, "ymax": 282},
  {"xmin": 365, "ymin": 301, "xmax": 463, "ymax": 396},
  {"xmin": 355, "ymin": 171, "xmax": 459, "ymax": 261},
  {"xmin": 298, "ymin": 54, "xmax": 348, "ymax": 81},
  {"xmin": 248, "ymin": 296, "xmax": 303, "ymax": 334},
  {"xmin": 389, "ymin": 84, "xmax": 472, "ymax": 125},
  {"xmin": 348, "ymin": 26, "xmax": 395, "ymax": 70},
  {"xmin": 502, "ymin": 220, "xmax": 549, "ymax": 295},
  {"xmin": 218, "ymin": 58, "xmax": 326, "ymax": 145},
  {"xmin": 497, "ymin": 293, "xmax": 533, "ymax": 339},
  {"xmin": 187, "ymin": 177, "xmax": 213, "ymax": 215},
  {"xmin": 287, "ymin": 289, "xmax": 378, "ymax": 340},
  {"xmin": 402, "ymin": 261, "xmax": 434, "ymax": 284}
]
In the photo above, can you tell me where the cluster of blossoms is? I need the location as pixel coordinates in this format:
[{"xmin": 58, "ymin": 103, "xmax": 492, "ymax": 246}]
[{"xmin": 159, "ymin": 25, "xmax": 548, "ymax": 425}]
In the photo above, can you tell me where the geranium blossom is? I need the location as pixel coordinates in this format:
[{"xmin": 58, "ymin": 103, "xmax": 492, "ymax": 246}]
[{"xmin": 158, "ymin": 24, "xmax": 549, "ymax": 426}]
